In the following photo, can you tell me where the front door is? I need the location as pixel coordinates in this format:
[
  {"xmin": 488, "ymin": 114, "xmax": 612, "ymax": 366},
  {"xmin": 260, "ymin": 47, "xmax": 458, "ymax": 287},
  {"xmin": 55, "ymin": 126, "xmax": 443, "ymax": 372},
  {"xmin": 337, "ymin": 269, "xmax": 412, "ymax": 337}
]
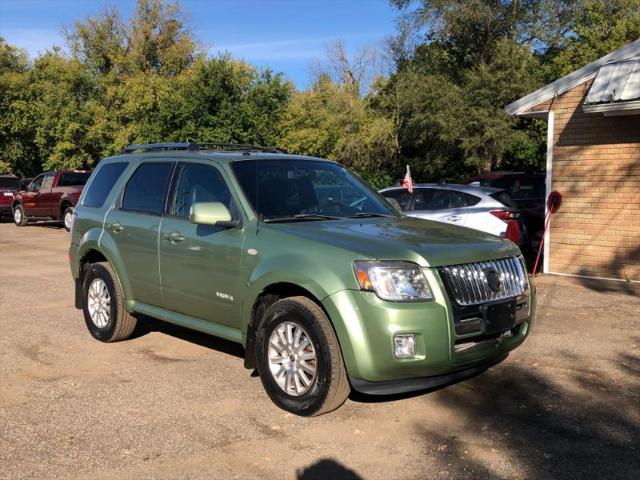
[
  {"xmin": 104, "ymin": 161, "xmax": 175, "ymax": 307},
  {"xmin": 159, "ymin": 162, "xmax": 244, "ymax": 329},
  {"xmin": 412, "ymin": 188, "xmax": 469, "ymax": 226},
  {"xmin": 21, "ymin": 174, "xmax": 46, "ymax": 216}
]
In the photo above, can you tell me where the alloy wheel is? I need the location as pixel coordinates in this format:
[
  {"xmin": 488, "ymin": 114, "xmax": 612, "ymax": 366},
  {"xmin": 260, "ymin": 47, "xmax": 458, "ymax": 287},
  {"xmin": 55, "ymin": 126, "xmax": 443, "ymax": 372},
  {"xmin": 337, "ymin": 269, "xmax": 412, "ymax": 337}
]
[
  {"xmin": 268, "ymin": 321, "xmax": 317, "ymax": 396},
  {"xmin": 87, "ymin": 278, "xmax": 111, "ymax": 328}
]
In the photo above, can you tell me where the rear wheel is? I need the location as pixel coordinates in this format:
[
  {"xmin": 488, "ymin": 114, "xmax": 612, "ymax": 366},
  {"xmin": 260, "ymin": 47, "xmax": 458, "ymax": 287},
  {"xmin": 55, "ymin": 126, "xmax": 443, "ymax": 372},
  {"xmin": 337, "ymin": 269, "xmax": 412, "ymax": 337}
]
[
  {"xmin": 63, "ymin": 206, "xmax": 74, "ymax": 231},
  {"xmin": 82, "ymin": 262, "xmax": 137, "ymax": 342},
  {"xmin": 13, "ymin": 204, "xmax": 27, "ymax": 226},
  {"xmin": 256, "ymin": 296, "xmax": 350, "ymax": 416}
]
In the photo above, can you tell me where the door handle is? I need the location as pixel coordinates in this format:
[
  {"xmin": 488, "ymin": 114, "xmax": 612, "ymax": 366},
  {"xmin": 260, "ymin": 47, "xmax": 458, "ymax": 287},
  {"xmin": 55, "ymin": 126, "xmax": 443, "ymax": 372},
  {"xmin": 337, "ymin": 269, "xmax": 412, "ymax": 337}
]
[
  {"xmin": 109, "ymin": 222, "xmax": 123, "ymax": 233},
  {"xmin": 165, "ymin": 231, "xmax": 185, "ymax": 243},
  {"xmin": 445, "ymin": 215, "xmax": 462, "ymax": 222}
]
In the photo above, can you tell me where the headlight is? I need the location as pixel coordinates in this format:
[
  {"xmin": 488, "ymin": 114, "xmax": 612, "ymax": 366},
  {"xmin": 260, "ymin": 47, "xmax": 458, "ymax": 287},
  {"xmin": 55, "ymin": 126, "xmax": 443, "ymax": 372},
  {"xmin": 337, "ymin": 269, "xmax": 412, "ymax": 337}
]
[{"xmin": 353, "ymin": 261, "xmax": 433, "ymax": 302}]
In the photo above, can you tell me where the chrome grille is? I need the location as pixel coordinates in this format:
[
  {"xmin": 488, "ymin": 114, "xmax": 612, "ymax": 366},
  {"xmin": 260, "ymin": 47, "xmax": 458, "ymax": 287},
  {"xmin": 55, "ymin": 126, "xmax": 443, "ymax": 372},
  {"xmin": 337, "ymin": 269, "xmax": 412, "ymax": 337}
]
[{"xmin": 438, "ymin": 257, "xmax": 528, "ymax": 306}]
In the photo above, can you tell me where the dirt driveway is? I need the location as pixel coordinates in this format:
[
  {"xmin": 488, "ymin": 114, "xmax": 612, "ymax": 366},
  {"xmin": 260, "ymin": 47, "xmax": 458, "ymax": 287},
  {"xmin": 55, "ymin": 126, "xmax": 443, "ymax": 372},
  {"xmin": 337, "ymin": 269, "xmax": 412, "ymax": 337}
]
[{"xmin": 0, "ymin": 222, "xmax": 638, "ymax": 480}]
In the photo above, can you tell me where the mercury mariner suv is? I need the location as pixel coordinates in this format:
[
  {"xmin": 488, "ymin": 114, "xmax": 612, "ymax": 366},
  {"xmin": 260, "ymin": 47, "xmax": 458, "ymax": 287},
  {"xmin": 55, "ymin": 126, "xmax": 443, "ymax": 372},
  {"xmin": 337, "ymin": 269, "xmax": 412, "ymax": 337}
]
[{"xmin": 69, "ymin": 142, "xmax": 535, "ymax": 416}]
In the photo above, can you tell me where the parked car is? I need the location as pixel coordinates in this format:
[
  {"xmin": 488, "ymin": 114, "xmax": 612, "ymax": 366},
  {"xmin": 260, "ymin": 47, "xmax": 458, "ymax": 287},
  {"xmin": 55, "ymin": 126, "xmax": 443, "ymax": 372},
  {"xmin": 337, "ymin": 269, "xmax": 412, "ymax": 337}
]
[
  {"xmin": 12, "ymin": 170, "xmax": 91, "ymax": 231},
  {"xmin": 0, "ymin": 174, "xmax": 21, "ymax": 220},
  {"xmin": 69, "ymin": 142, "xmax": 535, "ymax": 416},
  {"xmin": 463, "ymin": 172, "xmax": 545, "ymax": 255},
  {"xmin": 379, "ymin": 183, "xmax": 526, "ymax": 246}
]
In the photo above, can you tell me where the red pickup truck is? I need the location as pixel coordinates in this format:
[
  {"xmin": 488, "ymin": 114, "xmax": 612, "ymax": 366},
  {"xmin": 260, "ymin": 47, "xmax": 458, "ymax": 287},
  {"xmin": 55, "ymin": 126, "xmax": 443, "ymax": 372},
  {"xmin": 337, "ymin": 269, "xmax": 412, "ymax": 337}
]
[{"xmin": 12, "ymin": 170, "xmax": 91, "ymax": 231}]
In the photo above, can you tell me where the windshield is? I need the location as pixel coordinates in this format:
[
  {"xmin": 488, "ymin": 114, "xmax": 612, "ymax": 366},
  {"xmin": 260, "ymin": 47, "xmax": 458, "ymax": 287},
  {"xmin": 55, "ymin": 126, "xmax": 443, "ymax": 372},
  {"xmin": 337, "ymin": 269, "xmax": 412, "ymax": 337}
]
[
  {"xmin": 0, "ymin": 177, "xmax": 20, "ymax": 190},
  {"xmin": 232, "ymin": 159, "xmax": 397, "ymax": 221}
]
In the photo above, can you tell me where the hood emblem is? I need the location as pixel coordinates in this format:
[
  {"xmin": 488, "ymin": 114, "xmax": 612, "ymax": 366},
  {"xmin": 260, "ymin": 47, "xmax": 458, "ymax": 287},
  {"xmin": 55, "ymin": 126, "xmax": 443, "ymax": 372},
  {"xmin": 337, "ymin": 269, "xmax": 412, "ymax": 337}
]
[{"xmin": 485, "ymin": 268, "xmax": 501, "ymax": 293}]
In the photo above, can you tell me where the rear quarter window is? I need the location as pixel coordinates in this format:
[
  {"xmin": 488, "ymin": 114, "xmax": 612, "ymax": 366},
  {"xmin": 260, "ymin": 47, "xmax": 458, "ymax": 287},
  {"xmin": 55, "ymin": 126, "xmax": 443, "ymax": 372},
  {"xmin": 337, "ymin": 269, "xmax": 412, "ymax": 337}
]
[
  {"xmin": 59, "ymin": 172, "xmax": 92, "ymax": 187},
  {"xmin": 82, "ymin": 163, "xmax": 128, "ymax": 208},
  {"xmin": 490, "ymin": 191, "xmax": 518, "ymax": 209}
]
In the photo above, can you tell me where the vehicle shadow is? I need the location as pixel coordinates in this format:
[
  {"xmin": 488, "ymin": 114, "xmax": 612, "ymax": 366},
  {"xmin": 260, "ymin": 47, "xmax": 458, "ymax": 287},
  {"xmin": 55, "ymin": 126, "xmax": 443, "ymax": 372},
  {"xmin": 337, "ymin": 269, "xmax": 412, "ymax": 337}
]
[
  {"xmin": 414, "ymin": 351, "xmax": 640, "ymax": 479},
  {"xmin": 132, "ymin": 314, "xmax": 245, "ymax": 360},
  {"xmin": 296, "ymin": 458, "xmax": 363, "ymax": 480}
]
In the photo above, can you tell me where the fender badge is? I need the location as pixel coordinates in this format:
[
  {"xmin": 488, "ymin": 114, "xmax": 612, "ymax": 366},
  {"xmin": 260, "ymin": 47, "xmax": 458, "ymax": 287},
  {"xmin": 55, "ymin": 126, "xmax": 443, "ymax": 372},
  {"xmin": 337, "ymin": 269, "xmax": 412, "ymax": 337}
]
[{"xmin": 247, "ymin": 248, "xmax": 258, "ymax": 256}]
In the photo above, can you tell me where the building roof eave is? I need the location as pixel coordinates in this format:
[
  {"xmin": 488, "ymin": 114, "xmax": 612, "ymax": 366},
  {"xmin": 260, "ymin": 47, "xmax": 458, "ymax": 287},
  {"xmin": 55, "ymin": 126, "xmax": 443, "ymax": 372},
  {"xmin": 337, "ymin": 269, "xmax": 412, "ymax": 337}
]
[{"xmin": 505, "ymin": 39, "xmax": 640, "ymax": 116}]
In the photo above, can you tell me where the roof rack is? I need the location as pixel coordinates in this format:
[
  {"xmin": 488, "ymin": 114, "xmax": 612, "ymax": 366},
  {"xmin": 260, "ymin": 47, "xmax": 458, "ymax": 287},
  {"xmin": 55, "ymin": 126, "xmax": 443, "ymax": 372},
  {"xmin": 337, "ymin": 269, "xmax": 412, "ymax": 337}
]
[{"xmin": 121, "ymin": 142, "xmax": 282, "ymax": 154}]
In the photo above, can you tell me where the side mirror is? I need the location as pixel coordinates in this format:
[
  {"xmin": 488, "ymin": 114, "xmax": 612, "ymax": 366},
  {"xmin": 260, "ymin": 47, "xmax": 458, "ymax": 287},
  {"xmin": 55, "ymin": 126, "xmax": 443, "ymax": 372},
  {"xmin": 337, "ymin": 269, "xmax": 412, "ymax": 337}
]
[{"xmin": 189, "ymin": 202, "xmax": 238, "ymax": 228}]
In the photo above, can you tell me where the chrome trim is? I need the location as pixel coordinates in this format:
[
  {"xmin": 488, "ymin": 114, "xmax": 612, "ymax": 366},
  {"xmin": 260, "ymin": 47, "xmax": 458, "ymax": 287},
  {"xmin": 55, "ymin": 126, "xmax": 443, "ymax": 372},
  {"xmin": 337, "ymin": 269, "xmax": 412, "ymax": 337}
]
[{"xmin": 439, "ymin": 257, "xmax": 528, "ymax": 306}]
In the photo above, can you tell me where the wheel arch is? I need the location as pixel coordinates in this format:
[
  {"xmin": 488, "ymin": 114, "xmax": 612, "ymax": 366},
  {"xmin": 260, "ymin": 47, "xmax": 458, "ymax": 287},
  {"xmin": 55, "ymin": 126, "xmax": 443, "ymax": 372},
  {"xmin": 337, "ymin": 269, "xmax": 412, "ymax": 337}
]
[
  {"xmin": 59, "ymin": 199, "xmax": 73, "ymax": 218},
  {"xmin": 243, "ymin": 282, "xmax": 335, "ymax": 370},
  {"xmin": 76, "ymin": 238, "xmax": 132, "ymax": 311}
]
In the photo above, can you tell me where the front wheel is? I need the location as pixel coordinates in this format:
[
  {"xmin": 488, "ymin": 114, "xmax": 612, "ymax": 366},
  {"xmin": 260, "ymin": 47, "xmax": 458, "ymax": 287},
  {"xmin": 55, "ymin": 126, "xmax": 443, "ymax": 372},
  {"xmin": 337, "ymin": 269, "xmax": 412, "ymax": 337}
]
[
  {"xmin": 256, "ymin": 296, "xmax": 350, "ymax": 416},
  {"xmin": 13, "ymin": 204, "xmax": 27, "ymax": 226}
]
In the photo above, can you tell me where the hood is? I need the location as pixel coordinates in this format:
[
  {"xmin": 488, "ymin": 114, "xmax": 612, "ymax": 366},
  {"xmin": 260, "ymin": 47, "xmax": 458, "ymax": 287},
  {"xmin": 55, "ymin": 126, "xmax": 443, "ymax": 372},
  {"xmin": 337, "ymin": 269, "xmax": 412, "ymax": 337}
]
[{"xmin": 267, "ymin": 216, "xmax": 520, "ymax": 267}]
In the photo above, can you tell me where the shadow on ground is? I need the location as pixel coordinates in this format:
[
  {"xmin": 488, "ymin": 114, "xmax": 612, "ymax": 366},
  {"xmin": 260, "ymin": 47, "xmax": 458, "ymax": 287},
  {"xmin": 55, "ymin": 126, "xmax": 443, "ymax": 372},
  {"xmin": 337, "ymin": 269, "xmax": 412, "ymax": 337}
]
[
  {"xmin": 416, "ymin": 349, "xmax": 640, "ymax": 479},
  {"xmin": 132, "ymin": 314, "xmax": 245, "ymax": 359},
  {"xmin": 296, "ymin": 458, "xmax": 363, "ymax": 480}
]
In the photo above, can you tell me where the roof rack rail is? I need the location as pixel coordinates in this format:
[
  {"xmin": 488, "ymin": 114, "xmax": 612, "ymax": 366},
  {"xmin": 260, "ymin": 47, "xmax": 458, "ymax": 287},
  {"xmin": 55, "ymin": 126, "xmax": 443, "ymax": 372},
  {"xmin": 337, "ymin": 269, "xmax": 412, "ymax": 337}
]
[
  {"xmin": 120, "ymin": 141, "xmax": 283, "ymax": 154},
  {"xmin": 121, "ymin": 142, "xmax": 198, "ymax": 154},
  {"xmin": 196, "ymin": 142, "xmax": 282, "ymax": 153}
]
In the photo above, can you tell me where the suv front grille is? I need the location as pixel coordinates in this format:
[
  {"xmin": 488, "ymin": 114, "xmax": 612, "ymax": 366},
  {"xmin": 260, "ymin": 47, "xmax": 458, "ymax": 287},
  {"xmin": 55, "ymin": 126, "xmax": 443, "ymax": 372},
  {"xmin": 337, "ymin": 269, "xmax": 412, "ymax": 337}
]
[{"xmin": 438, "ymin": 257, "xmax": 528, "ymax": 306}]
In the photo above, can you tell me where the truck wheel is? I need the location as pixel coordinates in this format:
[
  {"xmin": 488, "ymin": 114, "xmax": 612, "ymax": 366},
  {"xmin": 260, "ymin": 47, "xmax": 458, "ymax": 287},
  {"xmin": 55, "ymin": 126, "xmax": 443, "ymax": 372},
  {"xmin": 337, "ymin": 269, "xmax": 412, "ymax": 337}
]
[
  {"xmin": 13, "ymin": 205, "xmax": 27, "ymax": 226},
  {"xmin": 63, "ymin": 206, "xmax": 74, "ymax": 232},
  {"xmin": 256, "ymin": 296, "xmax": 350, "ymax": 416},
  {"xmin": 82, "ymin": 262, "xmax": 137, "ymax": 342}
]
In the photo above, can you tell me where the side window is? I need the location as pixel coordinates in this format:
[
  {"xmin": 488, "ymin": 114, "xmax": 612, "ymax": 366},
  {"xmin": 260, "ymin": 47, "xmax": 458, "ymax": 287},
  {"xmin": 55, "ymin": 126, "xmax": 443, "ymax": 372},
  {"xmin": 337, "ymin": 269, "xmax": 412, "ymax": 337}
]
[
  {"xmin": 40, "ymin": 173, "xmax": 54, "ymax": 190},
  {"xmin": 30, "ymin": 175, "xmax": 45, "ymax": 192},
  {"xmin": 59, "ymin": 172, "xmax": 91, "ymax": 187},
  {"xmin": 121, "ymin": 162, "xmax": 173, "ymax": 215},
  {"xmin": 170, "ymin": 163, "xmax": 233, "ymax": 218},
  {"xmin": 453, "ymin": 191, "xmax": 481, "ymax": 207},
  {"xmin": 82, "ymin": 162, "xmax": 128, "ymax": 208},
  {"xmin": 382, "ymin": 189, "xmax": 412, "ymax": 211},
  {"xmin": 415, "ymin": 188, "xmax": 451, "ymax": 210}
]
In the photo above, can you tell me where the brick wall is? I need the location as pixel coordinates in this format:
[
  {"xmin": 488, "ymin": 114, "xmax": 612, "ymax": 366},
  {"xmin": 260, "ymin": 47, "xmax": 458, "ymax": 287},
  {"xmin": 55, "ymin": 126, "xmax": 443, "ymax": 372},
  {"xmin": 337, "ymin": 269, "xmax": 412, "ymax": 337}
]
[{"xmin": 527, "ymin": 81, "xmax": 640, "ymax": 281}]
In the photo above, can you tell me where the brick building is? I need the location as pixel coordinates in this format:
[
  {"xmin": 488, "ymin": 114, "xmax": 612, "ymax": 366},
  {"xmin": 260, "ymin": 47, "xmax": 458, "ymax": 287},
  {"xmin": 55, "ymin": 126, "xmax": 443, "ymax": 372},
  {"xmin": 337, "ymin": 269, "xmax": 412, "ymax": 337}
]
[{"xmin": 506, "ymin": 40, "xmax": 640, "ymax": 282}]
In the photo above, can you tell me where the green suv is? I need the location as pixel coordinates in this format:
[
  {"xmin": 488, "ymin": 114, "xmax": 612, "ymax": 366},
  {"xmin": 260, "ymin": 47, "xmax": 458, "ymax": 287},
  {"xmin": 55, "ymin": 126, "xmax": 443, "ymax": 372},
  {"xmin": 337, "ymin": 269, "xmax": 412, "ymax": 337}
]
[{"xmin": 69, "ymin": 142, "xmax": 534, "ymax": 416}]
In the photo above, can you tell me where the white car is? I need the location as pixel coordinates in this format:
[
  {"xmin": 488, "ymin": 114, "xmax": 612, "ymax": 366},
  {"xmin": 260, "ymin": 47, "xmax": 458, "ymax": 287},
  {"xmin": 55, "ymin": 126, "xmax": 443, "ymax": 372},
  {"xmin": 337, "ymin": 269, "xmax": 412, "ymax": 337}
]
[{"xmin": 379, "ymin": 183, "xmax": 525, "ymax": 245}]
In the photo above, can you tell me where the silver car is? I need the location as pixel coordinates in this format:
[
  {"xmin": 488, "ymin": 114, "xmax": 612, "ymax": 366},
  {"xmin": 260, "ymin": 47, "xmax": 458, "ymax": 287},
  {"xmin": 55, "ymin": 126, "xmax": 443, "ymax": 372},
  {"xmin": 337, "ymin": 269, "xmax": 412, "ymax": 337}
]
[{"xmin": 380, "ymin": 183, "xmax": 525, "ymax": 245}]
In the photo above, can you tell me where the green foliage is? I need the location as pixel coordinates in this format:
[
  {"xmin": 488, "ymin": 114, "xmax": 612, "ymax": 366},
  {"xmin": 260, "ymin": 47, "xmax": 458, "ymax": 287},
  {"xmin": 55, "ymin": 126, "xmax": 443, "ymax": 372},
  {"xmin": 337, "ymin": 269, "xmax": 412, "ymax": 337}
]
[
  {"xmin": 543, "ymin": 0, "xmax": 640, "ymax": 80},
  {"xmin": 0, "ymin": 0, "xmax": 638, "ymax": 187},
  {"xmin": 278, "ymin": 77, "xmax": 398, "ymax": 185}
]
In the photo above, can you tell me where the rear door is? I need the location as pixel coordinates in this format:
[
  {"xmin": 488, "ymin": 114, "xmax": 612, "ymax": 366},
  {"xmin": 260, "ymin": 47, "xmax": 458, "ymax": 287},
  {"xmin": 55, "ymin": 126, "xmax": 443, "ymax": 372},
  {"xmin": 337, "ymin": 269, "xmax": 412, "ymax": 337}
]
[
  {"xmin": 159, "ymin": 162, "xmax": 244, "ymax": 328},
  {"xmin": 38, "ymin": 173, "xmax": 58, "ymax": 216},
  {"xmin": 104, "ymin": 161, "xmax": 175, "ymax": 307},
  {"xmin": 411, "ymin": 188, "xmax": 469, "ymax": 226}
]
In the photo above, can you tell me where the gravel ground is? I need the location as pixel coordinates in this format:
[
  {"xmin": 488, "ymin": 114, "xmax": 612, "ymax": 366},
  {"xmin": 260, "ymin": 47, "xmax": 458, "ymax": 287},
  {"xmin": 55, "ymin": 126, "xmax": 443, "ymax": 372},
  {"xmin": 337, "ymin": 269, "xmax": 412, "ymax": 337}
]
[{"xmin": 0, "ymin": 222, "xmax": 638, "ymax": 480}]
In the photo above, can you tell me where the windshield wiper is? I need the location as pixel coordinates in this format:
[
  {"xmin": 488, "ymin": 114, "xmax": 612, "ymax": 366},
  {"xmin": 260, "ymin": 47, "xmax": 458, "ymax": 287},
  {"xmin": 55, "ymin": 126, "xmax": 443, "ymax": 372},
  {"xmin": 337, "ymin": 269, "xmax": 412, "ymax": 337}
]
[
  {"xmin": 349, "ymin": 212, "xmax": 396, "ymax": 218},
  {"xmin": 263, "ymin": 213, "xmax": 342, "ymax": 223}
]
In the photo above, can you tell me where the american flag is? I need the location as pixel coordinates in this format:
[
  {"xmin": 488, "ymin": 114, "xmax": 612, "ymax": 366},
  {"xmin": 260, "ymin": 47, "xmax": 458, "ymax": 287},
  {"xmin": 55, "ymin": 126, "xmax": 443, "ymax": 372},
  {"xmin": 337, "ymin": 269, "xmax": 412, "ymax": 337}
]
[{"xmin": 402, "ymin": 165, "xmax": 414, "ymax": 193}]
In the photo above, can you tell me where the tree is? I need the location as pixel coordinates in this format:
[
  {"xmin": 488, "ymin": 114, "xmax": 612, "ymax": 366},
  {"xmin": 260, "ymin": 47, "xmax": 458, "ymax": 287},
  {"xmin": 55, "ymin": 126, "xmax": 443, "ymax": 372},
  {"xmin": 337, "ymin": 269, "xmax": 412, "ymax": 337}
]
[{"xmin": 279, "ymin": 76, "xmax": 398, "ymax": 187}]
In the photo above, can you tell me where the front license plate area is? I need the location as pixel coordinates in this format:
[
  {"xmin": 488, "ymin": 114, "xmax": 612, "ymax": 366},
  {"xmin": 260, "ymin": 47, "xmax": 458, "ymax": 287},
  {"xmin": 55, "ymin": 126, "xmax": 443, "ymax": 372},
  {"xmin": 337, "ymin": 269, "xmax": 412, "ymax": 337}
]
[{"xmin": 483, "ymin": 300, "xmax": 516, "ymax": 335}]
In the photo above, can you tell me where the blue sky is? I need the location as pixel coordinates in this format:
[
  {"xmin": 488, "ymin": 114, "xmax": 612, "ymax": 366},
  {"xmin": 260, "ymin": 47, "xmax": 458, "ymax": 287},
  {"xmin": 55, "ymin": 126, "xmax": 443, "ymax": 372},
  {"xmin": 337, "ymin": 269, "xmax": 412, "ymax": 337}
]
[{"xmin": 0, "ymin": 0, "xmax": 399, "ymax": 87}]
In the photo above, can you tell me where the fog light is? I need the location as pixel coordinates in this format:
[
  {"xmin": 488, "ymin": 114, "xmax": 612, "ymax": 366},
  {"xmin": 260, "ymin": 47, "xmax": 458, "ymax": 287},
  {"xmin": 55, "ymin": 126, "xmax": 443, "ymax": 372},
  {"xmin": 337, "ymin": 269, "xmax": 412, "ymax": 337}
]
[{"xmin": 394, "ymin": 334, "xmax": 416, "ymax": 359}]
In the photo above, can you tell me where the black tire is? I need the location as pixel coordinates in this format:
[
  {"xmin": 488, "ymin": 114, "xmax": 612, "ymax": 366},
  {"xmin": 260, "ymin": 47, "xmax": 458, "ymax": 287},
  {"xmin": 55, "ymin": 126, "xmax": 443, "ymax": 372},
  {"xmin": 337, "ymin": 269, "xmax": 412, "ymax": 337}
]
[
  {"xmin": 82, "ymin": 262, "xmax": 137, "ymax": 342},
  {"xmin": 62, "ymin": 206, "xmax": 74, "ymax": 232},
  {"xmin": 256, "ymin": 296, "xmax": 350, "ymax": 416},
  {"xmin": 13, "ymin": 204, "xmax": 27, "ymax": 226}
]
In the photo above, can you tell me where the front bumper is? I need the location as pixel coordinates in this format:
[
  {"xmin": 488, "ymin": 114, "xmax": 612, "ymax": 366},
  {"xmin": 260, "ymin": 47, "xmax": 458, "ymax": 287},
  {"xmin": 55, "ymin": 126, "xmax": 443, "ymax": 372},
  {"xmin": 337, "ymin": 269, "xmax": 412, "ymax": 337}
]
[
  {"xmin": 349, "ymin": 353, "xmax": 508, "ymax": 395},
  {"xmin": 0, "ymin": 204, "xmax": 12, "ymax": 215},
  {"xmin": 321, "ymin": 271, "xmax": 534, "ymax": 386}
]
